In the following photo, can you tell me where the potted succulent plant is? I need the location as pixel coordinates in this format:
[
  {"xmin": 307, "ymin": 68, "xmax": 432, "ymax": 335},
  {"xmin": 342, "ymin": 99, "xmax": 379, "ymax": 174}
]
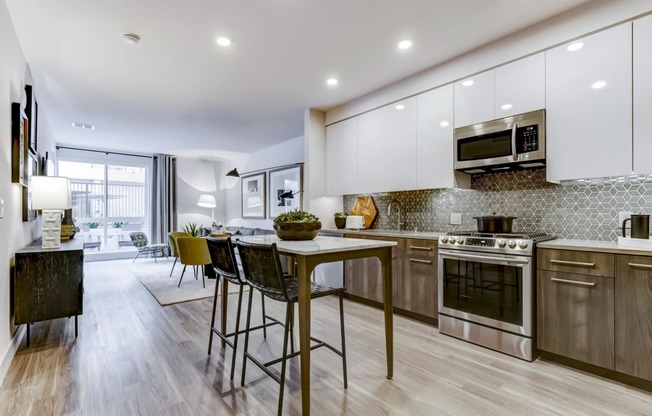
[
  {"xmin": 273, "ymin": 210, "xmax": 322, "ymax": 240},
  {"xmin": 181, "ymin": 222, "xmax": 203, "ymax": 237},
  {"xmin": 334, "ymin": 212, "xmax": 348, "ymax": 229}
]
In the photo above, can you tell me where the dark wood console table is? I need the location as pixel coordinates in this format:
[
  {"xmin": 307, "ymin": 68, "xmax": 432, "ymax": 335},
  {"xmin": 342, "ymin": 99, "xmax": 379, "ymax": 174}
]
[{"xmin": 14, "ymin": 238, "xmax": 84, "ymax": 347}]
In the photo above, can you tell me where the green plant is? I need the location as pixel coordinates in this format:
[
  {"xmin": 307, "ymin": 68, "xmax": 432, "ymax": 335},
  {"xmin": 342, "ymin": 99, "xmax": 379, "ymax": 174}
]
[
  {"xmin": 85, "ymin": 222, "xmax": 100, "ymax": 229},
  {"xmin": 112, "ymin": 221, "xmax": 128, "ymax": 228},
  {"xmin": 273, "ymin": 210, "xmax": 319, "ymax": 223},
  {"xmin": 181, "ymin": 222, "xmax": 202, "ymax": 237},
  {"xmin": 334, "ymin": 212, "xmax": 348, "ymax": 219}
]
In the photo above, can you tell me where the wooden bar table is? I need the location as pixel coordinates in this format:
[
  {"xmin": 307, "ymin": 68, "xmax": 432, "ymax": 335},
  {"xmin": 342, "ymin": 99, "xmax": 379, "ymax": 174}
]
[{"xmin": 239, "ymin": 235, "xmax": 397, "ymax": 416}]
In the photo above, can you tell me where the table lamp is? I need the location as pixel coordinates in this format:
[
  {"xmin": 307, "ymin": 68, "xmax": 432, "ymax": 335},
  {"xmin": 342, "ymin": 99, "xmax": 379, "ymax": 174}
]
[
  {"xmin": 31, "ymin": 176, "xmax": 72, "ymax": 249},
  {"xmin": 197, "ymin": 194, "xmax": 217, "ymax": 224}
]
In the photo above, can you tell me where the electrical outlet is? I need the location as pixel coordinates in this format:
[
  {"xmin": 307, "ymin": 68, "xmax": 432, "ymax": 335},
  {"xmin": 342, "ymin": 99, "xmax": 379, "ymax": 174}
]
[
  {"xmin": 450, "ymin": 213, "xmax": 462, "ymax": 225},
  {"xmin": 619, "ymin": 211, "xmax": 633, "ymax": 227}
]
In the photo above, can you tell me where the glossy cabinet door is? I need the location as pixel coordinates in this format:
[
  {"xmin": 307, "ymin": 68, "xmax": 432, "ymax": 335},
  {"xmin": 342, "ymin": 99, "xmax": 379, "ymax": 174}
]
[
  {"xmin": 383, "ymin": 96, "xmax": 417, "ymax": 192},
  {"xmin": 454, "ymin": 70, "xmax": 494, "ymax": 128},
  {"xmin": 416, "ymin": 84, "xmax": 454, "ymax": 189},
  {"xmin": 357, "ymin": 109, "xmax": 385, "ymax": 193},
  {"xmin": 495, "ymin": 53, "xmax": 545, "ymax": 118},
  {"xmin": 615, "ymin": 256, "xmax": 652, "ymax": 381},
  {"xmin": 633, "ymin": 15, "xmax": 652, "ymax": 174},
  {"xmin": 326, "ymin": 117, "xmax": 358, "ymax": 196},
  {"xmin": 546, "ymin": 23, "xmax": 632, "ymax": 181}
]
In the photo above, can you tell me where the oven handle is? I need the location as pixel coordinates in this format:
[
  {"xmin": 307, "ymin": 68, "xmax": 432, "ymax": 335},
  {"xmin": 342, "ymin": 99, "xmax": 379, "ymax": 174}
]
[
  {"xmin": 439, "ymin": 251, "xmax": 530, "ymax": 266},
  {"xmin": 511, "ymin": 122, "xmax": 518, "ymax": 161}
]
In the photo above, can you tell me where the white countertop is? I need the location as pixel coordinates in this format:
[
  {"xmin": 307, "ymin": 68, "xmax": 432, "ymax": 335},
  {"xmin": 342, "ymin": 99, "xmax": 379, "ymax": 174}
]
[
  {"xmin": 238, "ymin": 235, "xmax": 397, "ymax": 255},
  {"xmin": 321, "ymin": 228, "xmax": 444, "ymax": 240},
  {"xmin": 538, "ymin": 239, "xmax": 652, "ymax": 256}
]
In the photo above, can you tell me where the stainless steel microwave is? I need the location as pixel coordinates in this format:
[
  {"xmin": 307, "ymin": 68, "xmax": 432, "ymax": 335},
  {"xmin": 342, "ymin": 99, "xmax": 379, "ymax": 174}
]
[{"xmin": 454, "ymin": 109, "xmax": 546, "ymax": 173}]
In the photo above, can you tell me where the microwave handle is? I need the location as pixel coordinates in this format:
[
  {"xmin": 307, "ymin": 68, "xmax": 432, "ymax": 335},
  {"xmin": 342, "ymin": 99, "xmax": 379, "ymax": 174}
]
[{"xmin": 511, "ymin": 123, "xmax": 518, "ymax": 161}]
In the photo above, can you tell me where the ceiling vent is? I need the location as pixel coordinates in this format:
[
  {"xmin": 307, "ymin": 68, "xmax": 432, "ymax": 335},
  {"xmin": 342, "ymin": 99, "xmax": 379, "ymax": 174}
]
[{"xmin": 72, "ymin": 122, "xmax": 95, "ymax": 130}]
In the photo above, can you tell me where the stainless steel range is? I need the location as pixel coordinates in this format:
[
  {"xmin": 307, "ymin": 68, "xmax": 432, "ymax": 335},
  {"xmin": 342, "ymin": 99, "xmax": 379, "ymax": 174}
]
[{"xmin": 437, "ymin": 231, "xmax": 555, "ymax": 361}]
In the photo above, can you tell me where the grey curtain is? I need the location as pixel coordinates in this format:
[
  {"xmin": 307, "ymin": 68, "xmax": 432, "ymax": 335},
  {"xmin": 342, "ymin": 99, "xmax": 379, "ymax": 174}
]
[{"xmin": 151, "ymin": 154, "xmax": 177, "ymax": 244}]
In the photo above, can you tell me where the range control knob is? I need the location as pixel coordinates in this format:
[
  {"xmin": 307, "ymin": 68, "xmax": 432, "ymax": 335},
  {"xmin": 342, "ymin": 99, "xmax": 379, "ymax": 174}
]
[
  {"xmin": 449, "ymin": 236, "xmax": 457, "ymax": 244},
  {"xmin": 496, "ymin": 239, "xmax": 506, "ymax": 248},
  {"xmin": 441, "ymin": 236, "xmax": 449, "ymax": 244},
  {"xmin": 517, "ymin": 240, "xmax": 528, "ymax": 249},
  {"xmin": 507, "ymin": 240, "xmax": 517, "ymax": 249},
  {"xmin": 457, "ymin": 238, "xmax": 465, "ymax": 245}
]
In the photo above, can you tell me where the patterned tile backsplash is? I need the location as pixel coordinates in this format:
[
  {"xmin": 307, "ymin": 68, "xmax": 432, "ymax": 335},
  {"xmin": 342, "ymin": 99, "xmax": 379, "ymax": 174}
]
[{"xmin": 343, "ymin": 169, "xmax": 652, "ymax": 241}]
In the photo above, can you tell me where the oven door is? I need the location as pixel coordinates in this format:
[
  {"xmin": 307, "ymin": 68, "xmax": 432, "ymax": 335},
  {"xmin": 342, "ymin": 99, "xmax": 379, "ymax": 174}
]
[{"xmin": 438, "ymin": 249, "xmax": 532, "ymax": 336}]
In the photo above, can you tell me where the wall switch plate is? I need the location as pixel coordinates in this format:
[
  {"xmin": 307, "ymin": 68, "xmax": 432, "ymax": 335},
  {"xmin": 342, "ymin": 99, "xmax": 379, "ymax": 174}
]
[
  {"xmin": 619, "ymin": 211, "xmax": 633, "ymax": 228},
  {"xmin": 0, "ymin": 198, "xmax": 4, "ymax": 219},
  {"xmin": 450, "ymin": 213, "xmax": 462, "ymax": 225}
]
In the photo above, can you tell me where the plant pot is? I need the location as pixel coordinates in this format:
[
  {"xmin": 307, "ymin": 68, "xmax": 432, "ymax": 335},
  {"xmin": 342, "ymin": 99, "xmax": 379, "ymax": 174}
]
[
  {"xmin": 334, "ymin": 217, "xmax": 347, "ymax": 229},
  {"xmin": 273, "ymin": 222, "xmax": 322, "ymax": 240}
]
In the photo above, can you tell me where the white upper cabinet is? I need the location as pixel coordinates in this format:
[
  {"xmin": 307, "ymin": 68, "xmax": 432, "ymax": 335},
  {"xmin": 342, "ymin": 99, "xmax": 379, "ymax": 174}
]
[
  {"xmin": 357, "ymin": 109, "xmax": 385, "ymax": 193},
  {"xmin": 326, "ymin": 117, "xmax": 358, "ymax": 196},
  {"xmin": 495, "ymin": 53, "xmax": 545, "ymax": 118},
  {"xmin": 416, "ymin": 85, "xmax": 455, "ymax": 189},
  {"xmin": 383, "ymin": 97, "xmax": 417, "ymax": 192},
  {"xmin": 634, "ymin": 15, "xmax": 652, "ymax": 174},
  {"xmin": 454, "ymin": 70, "xmax": 494, "ymax": 128},
  {"xmin": 546, "ymin": 23, "xmax": 632, "ymax": 182}
]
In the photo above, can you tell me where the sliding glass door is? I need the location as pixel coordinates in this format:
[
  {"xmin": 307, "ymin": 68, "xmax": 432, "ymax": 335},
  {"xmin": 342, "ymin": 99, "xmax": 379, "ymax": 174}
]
[{"xmin": 57, "ymin": 151, "xmax": 152, "ymax": 260}]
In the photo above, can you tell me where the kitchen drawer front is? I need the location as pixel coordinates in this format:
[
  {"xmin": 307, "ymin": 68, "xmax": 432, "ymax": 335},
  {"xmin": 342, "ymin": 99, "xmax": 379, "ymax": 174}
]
[
  {"xmin": 537, "ymin": 249, "xmax": 614, "ymax": 277},
  {"xmin": 537, "ymin": 270, "xmax": 614, "ymax": 369},
  {"xmin": 403, "ymin": 238, "xmax": 438, "ymax": 260}
]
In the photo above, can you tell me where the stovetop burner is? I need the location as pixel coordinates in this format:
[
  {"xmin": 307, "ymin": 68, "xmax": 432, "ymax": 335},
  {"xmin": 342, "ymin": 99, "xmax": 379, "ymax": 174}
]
[{"xmin": 448, "ymin": 231, "xmax": 553, "ymax": 241}]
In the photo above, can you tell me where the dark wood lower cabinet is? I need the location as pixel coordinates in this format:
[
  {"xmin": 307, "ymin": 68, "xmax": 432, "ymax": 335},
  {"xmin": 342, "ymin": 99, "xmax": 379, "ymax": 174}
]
[
  {"xmin": 15, "ymin": 239, "xmax": 84, "ymax": 346},
  {"xmin": 615, "ymin": 255, "xmax": 652, "ymax": 381},
  {"xmin": 344, "ymin": 234, "xmax": 438, "ymax": 323},
  {"xmin": 537, "ymin": 270, "xmax": 614, "ymax": 369}
]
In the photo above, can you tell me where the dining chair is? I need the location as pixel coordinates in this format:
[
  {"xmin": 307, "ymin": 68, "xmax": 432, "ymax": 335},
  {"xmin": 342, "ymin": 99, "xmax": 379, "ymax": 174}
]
[
  {"xmin": 236, "ymin": 240, "xmax": 348, "ymax": 416},
  {"xmin": 205, "ymin": 236, "xmax": 285, "ymax": 380},
  {"xmin": 168, "ymin": 231, "xmax": 191, "ymax": 276},
  {"xmin": 176, "ymin": 237, "xmax": 211, "ymax": 288}
]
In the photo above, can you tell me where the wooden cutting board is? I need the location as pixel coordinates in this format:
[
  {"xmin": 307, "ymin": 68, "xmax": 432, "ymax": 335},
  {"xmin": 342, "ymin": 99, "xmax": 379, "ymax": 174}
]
[{"xmin": 349, "ymin": 196, "xmax": 379, "ymax": 229}]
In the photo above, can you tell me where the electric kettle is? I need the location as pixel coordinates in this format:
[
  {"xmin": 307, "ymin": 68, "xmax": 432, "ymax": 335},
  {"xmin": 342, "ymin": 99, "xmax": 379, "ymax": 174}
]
[{"xmin": 622, "ymin": 214, "xmax": 650, "ymax": 239}]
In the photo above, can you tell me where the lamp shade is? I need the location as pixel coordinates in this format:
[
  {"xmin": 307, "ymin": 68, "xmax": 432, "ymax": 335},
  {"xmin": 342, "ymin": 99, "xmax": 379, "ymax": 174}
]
[
  {"xmin": 197, "ymin": 194, "xmax": 217, "ymax": 208},
  {"xmin": 31, "ymin": 176, "xmax": 72, "ymax": 210},
  {"xmin": 226, "ymin": 168, "xmax": 240, "ymax": 178}
]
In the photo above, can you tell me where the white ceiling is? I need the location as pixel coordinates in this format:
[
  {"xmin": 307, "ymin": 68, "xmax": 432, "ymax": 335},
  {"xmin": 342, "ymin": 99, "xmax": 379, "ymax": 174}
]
[{"xmin": 6, "ymin": 0, "xmax": 594, "ymax": 159}]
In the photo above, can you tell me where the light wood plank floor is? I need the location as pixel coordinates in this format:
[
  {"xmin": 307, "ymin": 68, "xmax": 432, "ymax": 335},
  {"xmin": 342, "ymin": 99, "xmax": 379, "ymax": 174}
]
[{"xmin": 1, "ymin": 259, "xmax": 651, "ymax": 415}]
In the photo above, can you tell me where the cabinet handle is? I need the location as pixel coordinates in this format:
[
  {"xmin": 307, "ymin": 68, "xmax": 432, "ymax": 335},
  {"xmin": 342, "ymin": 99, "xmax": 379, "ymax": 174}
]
[
  {"xmin": 550, "ymin": 259, "xmax": 595, "ymax": 268},
  {"xmin": 628, "ymin": 262, "xmax": 652, "ymax": 269},
  {"xmin": 410, "ymin": 258, "xmax": 432, "ymax": 264},
  {"xmin": 550, "ymin": 277, "xmax": 596, "ymax": 287},
  {"xmin": 409, "ymin": 246, "xmax": 432, "ymax": 251}
]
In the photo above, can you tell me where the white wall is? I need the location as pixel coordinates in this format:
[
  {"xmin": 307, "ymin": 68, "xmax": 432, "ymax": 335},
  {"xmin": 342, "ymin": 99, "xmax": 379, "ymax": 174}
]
[
  {"xmin": 0, "ymin": 0, "xmax": 57, "ymax": 383},
  {"xmin": 176, "ymin": 157, "xmax": 227, "ymax": 231},
  {"xmin": 326, "ymin": 0, "xmax": 652, "ymax": 124},
  {"xmin": 225, "ymin": 136, "xmax": 304, "ymax": 229}
]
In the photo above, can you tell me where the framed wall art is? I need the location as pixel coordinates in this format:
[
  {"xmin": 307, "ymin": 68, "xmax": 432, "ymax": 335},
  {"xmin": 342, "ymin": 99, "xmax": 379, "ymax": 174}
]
[
  {"xmin": 241, "ymin": 172, "xmax": 266, "ymax": 219},
  {"xmin": 25, "ymin": 85, "xmax": 38, "ymax": 154},
  {"xmin": 268, "ymin": 164, "xmax": 303, "ymax": 219},
  {"xmin": 23, "ymin": 152, "xmax": 38, "ymax": 221},
  {"xmin": 11, "ymin": 102, "xmax": 27, "ymax": 186}
]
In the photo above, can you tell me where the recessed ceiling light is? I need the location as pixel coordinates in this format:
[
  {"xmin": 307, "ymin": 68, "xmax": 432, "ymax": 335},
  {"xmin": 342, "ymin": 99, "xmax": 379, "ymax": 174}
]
[
  {"xmin": 567, "ymin": 42, "xmax": 584, "ymax": 51},
  {"xmin": 122, "ymin": 33, "xmax": 140, "ymax": 44},
  {"xmin": 216, "ymin": 36, "xmax": 232, "ymax": 47},
  {"xmin": 440, "ymin": 121, "xmax": 450, "ymax": 127},
  {"xmin": 592, "ymin": 80, "xmax": 607, "ymax": 89},
  {"xmin": 72, "ymin": 122, "xmax": 95, "ymax": 130},
  {"xmin": 398, "ymin": 40, "xmax": 412, "ymax": 50},
  {"xmin": 462, "ymin": 79, "xmax": 474, "ymax": 87},
  {"xmin": 326, "ymin": 78, "xmax": 338, "ymax": 86},
  {"xmin": 395, "ymin": 104, "xmax": 405, "ymax": 110},
  {"xmin": 501, "ymin": 103, "xmax": 513, "ymax": 110}
]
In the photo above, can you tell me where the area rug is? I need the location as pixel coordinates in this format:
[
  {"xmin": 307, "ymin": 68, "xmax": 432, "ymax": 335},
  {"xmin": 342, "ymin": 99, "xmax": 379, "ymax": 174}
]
[{"xmin": 127, "ymin": 258, "xmax": 238, "ymax": 306}]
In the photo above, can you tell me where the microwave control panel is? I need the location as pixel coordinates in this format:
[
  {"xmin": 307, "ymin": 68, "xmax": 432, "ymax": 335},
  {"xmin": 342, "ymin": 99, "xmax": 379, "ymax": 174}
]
[{"xmin": 516, "ymin": 125, "xmax": 538, "ymax": 154}]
